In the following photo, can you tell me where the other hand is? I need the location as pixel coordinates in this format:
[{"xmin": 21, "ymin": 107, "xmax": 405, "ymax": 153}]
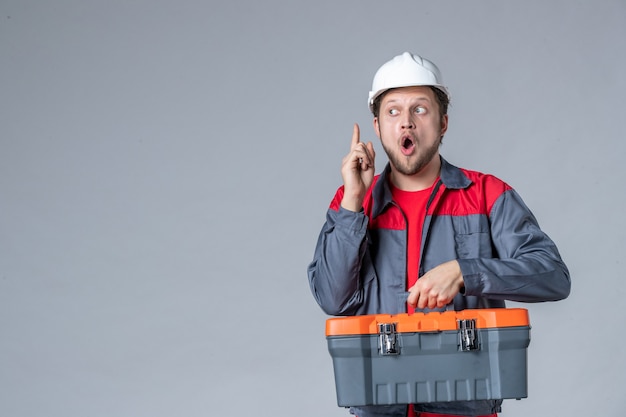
[{"xmin": 407, "ymin": 260, "xmax": 464, "ymax": 310}]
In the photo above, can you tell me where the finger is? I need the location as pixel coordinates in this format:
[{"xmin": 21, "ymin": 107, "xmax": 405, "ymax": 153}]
[
  {"xmin": 406, "ymin": 286, "xmax": 418, "ymax": 307},
  {"xmin": 418, "ymin": 289, "xmax": 435, "ymax": 310},
  {"xmin": 353, "ymin": 142, "xmax": 374, "ymax": 170},
  {"xmin": 430, "ymin": 294, "xmax": 441, "ymax": 309},
  {"xmin": 351, "ymin": 123, "xmax": 361, "ymax": 148},
  {"xmin": 366, "ymin": 141, "xmax": 376, "ymax": 159},
  {"xmin": 417, "ymin": 293, "xmax": 428, "ymax": 310},
  {"xmin": 363, "ymin": 141, "xmax": 375, "ymax": 169},
  {"xmin": 407, "ymin": 293, "xmax": 415, "ymax": 307}
]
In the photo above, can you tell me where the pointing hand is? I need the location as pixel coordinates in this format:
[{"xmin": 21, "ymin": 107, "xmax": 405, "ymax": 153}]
[{"xmin": 340, "ymin": 123, "xmax": 376, "ymax": 212}]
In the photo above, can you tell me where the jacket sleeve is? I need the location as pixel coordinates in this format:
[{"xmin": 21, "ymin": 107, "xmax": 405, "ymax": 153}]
[
  {"xmin": 458, "ymin": 189, "xmax": 571, "ymax": 302},
  {"xmin": 307, "ymin": 205, "xmax": 370, "ymax": 316}
]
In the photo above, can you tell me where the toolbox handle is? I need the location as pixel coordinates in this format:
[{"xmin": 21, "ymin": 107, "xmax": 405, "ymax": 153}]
[{"xmin": 326, "ymin": 308, "xmax": 529, "ymax": 336}]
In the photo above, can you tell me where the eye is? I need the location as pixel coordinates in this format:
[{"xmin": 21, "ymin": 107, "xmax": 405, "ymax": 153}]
[
  {"xmin": 415, "ymin": 106, "xmax": 427, "ymax": 114},
  {"xmin": 388, "ymin": 108, "xmax": 399, "ymax": 115}
]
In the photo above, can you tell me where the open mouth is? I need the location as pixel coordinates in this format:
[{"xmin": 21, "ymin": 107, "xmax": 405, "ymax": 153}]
[{"xmin": 401, "ymin": 136, "xmax": 415, "ymax": 155}]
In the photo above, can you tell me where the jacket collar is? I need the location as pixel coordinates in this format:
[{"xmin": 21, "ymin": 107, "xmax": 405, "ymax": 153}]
[{"xmin": 371, "ymin": 156, "xmax": 472, "ymax": 219}]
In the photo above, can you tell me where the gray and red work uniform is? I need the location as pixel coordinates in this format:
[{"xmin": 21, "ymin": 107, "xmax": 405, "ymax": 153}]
[{"xmin": 307, "ymin": 157, "xmax": 570, "ymax": 417}]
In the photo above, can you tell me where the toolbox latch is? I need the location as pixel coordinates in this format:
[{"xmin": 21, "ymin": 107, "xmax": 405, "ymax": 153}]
[
  {"xmin": 378, "ymin": 323, "xmax": 399, "ymax": 356},
  {"xmin": 458, "ymin": 319, "xmax": 479, "ymax": 351}
]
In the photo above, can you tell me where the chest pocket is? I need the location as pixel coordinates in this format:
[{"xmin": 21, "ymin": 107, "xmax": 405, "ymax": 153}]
[{"xmin": 451, "ymin": 214, "xmax": 493, "ymax": 258}]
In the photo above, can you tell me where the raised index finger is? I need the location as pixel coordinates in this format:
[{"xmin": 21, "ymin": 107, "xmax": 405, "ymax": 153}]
[{"xmin": 351, "ymin": 123, "xmax": 361, "ymax": 148}]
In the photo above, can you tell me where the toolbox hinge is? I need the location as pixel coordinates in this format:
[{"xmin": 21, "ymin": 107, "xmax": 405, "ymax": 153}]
[
  {"xmin": 458, "ymin": 319, "xmax": 479, "ymax": 351},
  {"xmin": 378, "ymin": 323, "xmax": 399, "ymax": 356}
]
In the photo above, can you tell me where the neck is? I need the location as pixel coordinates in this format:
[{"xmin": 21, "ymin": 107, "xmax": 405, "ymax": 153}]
[{"xmin": 390, "ymin": 156, "xmax": 441, "ymax": 191}]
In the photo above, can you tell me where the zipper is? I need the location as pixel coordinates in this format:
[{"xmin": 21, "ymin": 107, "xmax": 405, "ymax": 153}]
[{"xmin": 418, "ymin": 179, "xmax": 444, "ymax": 277}]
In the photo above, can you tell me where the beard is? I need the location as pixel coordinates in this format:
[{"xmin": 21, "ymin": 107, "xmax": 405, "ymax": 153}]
[{"xmin": 381, "ymin": 136, "xmax": 442, "ymax": 176}]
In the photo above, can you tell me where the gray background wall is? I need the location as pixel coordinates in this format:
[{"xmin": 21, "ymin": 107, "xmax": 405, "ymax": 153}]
[{"xmin": 1, "ymin": 1, "xmax": 624, "ymax": 416}]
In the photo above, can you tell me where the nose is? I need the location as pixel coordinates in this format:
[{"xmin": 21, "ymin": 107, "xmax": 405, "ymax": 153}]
[
  {"xmin": 400, "ymin": 111, "xmax": 415, "ymax": 129},
  {"xmin": 401, "ymin": 116, "xmax": 415, "ymax": 129}
]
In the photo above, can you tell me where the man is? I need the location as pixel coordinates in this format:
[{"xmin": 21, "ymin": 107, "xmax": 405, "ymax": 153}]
[{"xmin": 307, "ymin": 52, "xmax": 571, "ymax": 417}]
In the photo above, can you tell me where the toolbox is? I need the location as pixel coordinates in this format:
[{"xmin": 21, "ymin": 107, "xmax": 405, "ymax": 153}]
[{"xmin": 326, "ymin": 308, "xmax": 530, "ymax": 407}]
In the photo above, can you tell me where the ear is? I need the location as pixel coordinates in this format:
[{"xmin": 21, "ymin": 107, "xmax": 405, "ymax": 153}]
[
  {"xmin": 373, "ymin": 117, "xmax": 381, "ymax": 139},
  {"xmin": 440, "ymin": 114, "xmax": 449, "ymax": 137}
]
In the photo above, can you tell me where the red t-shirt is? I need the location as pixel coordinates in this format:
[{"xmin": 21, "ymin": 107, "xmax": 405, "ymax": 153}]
[{"xmin": 390, "ymin": 182, "xmax": 435, "ymax": 314}]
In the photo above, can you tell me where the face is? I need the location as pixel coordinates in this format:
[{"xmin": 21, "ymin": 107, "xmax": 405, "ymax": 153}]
[{"xmin": 374, "ymin": 86, "xmax": 448, "ymax": 178}]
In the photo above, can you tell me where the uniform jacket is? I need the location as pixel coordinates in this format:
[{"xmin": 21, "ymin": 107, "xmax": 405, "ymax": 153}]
[{"xmin": 307, "ymin": 157, "xmax": 570, "ymax": 416}]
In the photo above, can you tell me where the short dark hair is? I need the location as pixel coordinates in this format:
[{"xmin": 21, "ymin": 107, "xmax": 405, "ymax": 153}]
[{"xmin": 371, "ymin": 86, "xmax": 449, "ymax": 119}]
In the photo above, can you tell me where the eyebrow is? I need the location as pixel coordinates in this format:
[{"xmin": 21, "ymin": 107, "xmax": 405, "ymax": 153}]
[{"xmin": 383, "ymin": 97, "xmax": 431, "ymax": 105}]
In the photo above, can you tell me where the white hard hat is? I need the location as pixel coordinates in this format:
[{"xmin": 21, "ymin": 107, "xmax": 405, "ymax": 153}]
[{"xmin": 368, "ymin": 52, "xmax": 450, "ymax": 112}]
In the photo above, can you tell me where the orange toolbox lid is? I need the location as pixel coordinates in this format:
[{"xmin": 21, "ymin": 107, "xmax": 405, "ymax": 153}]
[{"xmin": 326, "ymin": 308, "xmax": 529, "ymax": 337}]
